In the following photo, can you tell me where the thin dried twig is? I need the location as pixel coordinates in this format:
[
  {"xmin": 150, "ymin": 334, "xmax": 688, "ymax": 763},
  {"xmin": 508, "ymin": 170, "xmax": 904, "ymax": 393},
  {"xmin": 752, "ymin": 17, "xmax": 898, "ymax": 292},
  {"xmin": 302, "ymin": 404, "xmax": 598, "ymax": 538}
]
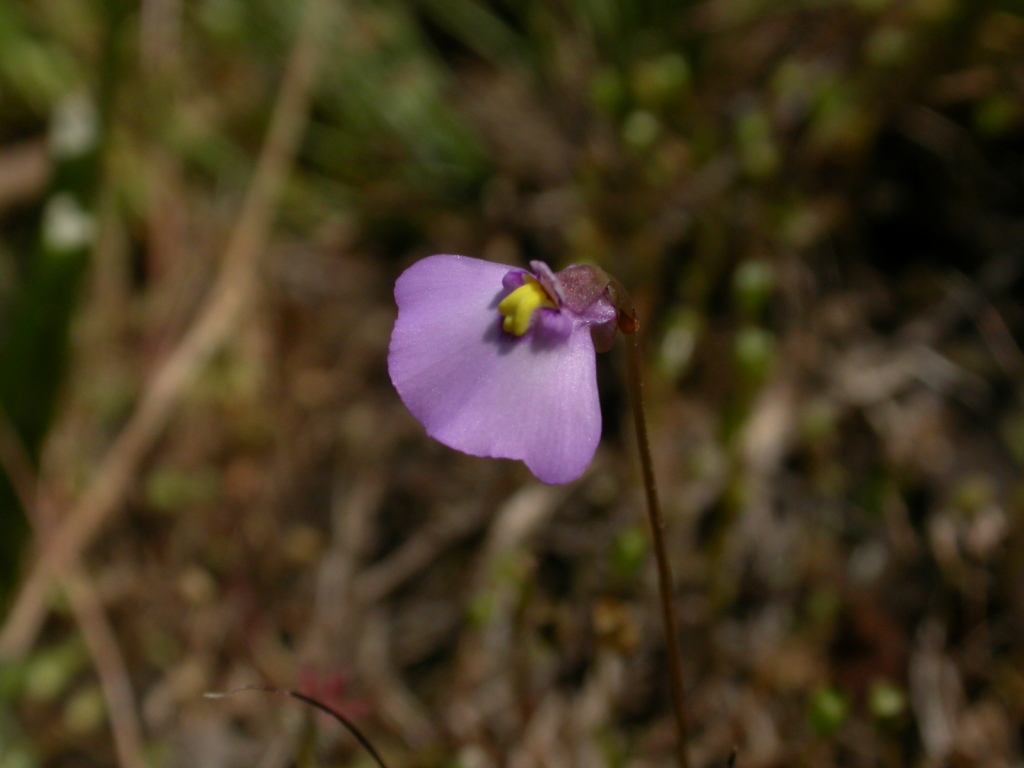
[
  {"xmin": 63, "ymin": 576, "xmax": 149, "ymax": 768},
  {"xmin": 0, "ymin": 408, "xmax": 148, "ymax": 768},
  {"xmin": 0, "ymin": 0, "xmax": 330, "ymax": 659},
  {"xmin": 205, "ymin": 686, "xmax": 391, "ymax": 768}
]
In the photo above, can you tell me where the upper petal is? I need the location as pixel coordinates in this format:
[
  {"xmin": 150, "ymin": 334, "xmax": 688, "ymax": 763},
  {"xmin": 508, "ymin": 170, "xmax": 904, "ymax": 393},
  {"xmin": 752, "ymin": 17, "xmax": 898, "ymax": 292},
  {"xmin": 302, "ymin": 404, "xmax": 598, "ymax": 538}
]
[{"xmin": 388, "ymin": 254, "xmax": 601, "ymax": 484}]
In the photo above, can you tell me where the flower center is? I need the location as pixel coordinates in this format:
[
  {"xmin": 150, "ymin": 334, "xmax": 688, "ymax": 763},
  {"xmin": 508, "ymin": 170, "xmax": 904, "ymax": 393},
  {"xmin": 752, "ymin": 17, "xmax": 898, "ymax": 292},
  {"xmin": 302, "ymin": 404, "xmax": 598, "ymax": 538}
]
[{"xmin": 498, "ymin": 276, "xmax": 557, "ymax": 336}]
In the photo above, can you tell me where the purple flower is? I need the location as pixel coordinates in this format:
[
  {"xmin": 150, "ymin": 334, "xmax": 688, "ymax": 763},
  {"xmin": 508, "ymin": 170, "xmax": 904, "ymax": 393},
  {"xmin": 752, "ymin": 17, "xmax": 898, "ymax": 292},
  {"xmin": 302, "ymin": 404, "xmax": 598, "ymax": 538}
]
[{"xmin": 388, "ymin": 254, "xmax": 620, "ymax": 484}]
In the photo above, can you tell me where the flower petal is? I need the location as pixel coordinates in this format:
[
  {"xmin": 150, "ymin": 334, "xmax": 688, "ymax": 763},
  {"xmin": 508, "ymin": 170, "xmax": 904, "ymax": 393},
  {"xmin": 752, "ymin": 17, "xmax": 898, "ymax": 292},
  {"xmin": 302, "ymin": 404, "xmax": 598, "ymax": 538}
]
[{"xmin": 388, "ymin": 254, "xmax": 601, "ymax": 484}]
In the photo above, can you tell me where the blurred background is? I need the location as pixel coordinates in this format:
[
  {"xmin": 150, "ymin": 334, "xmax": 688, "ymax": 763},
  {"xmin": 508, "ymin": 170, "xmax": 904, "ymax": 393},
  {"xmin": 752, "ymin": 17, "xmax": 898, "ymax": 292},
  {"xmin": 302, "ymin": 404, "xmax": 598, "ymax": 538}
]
[{"xmin": 1, "ymin": 0, "xmax": 1023, "ymax": 766}]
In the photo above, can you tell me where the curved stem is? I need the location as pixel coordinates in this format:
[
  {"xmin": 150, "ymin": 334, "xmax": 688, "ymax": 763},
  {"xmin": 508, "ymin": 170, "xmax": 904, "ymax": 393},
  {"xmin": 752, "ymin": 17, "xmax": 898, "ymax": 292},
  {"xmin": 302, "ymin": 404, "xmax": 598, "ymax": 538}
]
[
  {"xmin": 625, "ymin": 332, "xmax": 691, "ymax": 768},
  {"xmin": 206, "ymin": 687, "xmax": 390, "ymax": 768}
]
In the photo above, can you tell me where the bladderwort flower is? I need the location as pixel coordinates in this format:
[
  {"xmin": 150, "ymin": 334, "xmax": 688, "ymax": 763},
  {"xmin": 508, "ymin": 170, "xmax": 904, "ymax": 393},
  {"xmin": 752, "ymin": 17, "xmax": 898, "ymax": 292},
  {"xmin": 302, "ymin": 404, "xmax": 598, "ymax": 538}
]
[
  {"xmin": 389, "ymin": 256, "xmax": 693, "ymax": 767},
  {"xmin": 388, "ymin": 254, "xmax": 632, "ymax": 484}
]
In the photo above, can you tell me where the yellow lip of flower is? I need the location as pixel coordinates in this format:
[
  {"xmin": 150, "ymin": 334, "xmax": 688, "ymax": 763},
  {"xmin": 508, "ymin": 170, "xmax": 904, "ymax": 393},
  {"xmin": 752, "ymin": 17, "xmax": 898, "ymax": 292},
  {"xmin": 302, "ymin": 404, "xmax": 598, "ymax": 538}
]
[{"xmin": 498, "ymin": 276, "xmax": 557, "ymax": 336}]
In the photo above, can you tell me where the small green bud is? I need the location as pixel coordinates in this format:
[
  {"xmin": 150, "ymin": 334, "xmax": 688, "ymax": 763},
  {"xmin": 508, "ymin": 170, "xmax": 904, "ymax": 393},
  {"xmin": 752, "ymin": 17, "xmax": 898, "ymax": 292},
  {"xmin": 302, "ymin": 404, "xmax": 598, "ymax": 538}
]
[
  {"xmin": 869, "ymin": 680, "xmax": 907, "ymax": 723},
  {"xmin": 734, "ymin": 326, "xmax": 775, "ymax": 381},
  {"xmin": 24, "ymin": 640, "xmax": 87, "ymax": 703},
  {"xmin": 63, "ymin": 685, "xmax": 107, "ymax": 734},
  {"xmin": 590, "ymin": 67, "xmax": 626, "ymax": 115},
  {"xmin": 622, "ymin": 110, "xmax": 661, "ymax": 152},
  {"xmin": 611, "ymin": 525, "xmax": 648, "ymax": 579},
  {"xmin": 736, "ymin": 109, "xmax": 779, "ymax": 178},
  {"xmin": 733, "ymin": 260, "xmax": 774, "ymax": 319},
  {"xmin": 808, "ymin": 687, "xmax": 849, "ymax": 736},
  {"xmin": 632, "ymin": 53, "xmax": 691, "ymax": 110}
]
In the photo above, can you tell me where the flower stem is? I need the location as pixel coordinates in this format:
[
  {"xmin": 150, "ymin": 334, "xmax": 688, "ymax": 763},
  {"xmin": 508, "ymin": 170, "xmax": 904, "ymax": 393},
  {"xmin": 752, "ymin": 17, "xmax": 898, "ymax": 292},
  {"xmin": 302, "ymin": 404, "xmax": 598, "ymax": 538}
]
[{"xmin": 625, "ymin": 331, "xmax": 691, "ymax": 768}]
